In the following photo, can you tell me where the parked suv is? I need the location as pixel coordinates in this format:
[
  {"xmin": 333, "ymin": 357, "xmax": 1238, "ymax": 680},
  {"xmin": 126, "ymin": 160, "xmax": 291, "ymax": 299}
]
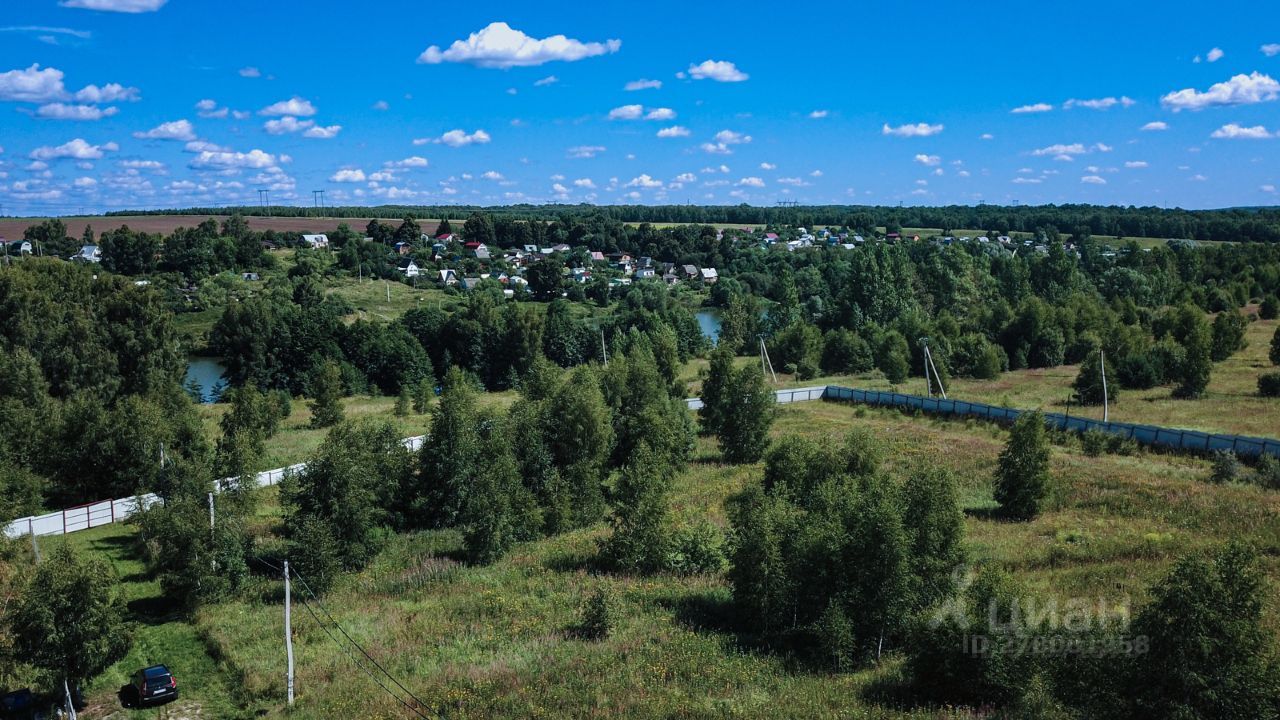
[{"xmin": 130, "ymin": 665, "xmax": 178, "ymax": 706}]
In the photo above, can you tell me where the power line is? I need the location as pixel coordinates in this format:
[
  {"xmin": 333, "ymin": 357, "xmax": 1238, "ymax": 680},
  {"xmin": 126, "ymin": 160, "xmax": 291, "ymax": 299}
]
[{"xmin": 288, "ymin": 566, "xmax": 432, "ymax": 716}]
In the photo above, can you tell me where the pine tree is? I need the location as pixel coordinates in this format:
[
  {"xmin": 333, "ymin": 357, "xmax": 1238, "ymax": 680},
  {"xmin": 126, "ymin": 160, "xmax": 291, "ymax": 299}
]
[
  {"xmin": 1210, "ymin": 310, "xmax": 1248, "ymax": 362},
  {"xmin": 1071, "ymin": 350, "xmax": 1116, "ymax": 405},
  {"xmin": 308, "ymin": 360, "xmax": 345, "ymax": 428},
  {"xmin": 994, "ymin": 411, "xmax": 1051, "ymax": 520},
  {"xmin": 1271, "ymin": 326, "xmax": 1280, "ymax": 366}
]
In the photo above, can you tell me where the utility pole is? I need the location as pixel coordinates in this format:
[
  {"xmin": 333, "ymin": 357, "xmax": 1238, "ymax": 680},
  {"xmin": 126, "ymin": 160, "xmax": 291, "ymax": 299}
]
[
  {"xmin": 63, "ymin": 678, "xmax": 77, "ymax": 720},
  {"xmin": 284, "ymin": 560, "xmax": 295, "ymax": 706},
  {"xmin": 922, "ymin": 339, "xmax": 932, "ymax": 397},
  {"xmin": 385, "ymin": 280, "xmax": 390, "ymax": 302},
  {"xmin": 1100, "ymin": 349, "xmax": 1109, "ymax": 422},
  {"xmin": 600, "ymin": 329, "xmax": 608, "ymax": 366},
  {"xmin": 208, "ymin": 492, "xmax": 215, "ymax": 530},
  {"xmin": 758, "ymin": 336, "xmax": 777, "ymax": 384}
]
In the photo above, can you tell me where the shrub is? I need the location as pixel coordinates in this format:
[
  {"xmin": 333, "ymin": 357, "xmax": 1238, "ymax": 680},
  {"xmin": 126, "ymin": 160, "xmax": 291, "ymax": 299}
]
[
  {"xmin": 994, "ymin": 411, "xmax": 1052, "ymax": 520},
  {"xmin": 1210, "ymin": 310, "xmax": 1249, "ymax": 362},
  {"xmin": 1260, "ymin": 295, "xmax": 1279, "ymax": 320},
  {"xmin": 666, "ymin": 521, "xmax": 727, "ymax": 574},
  {"xmin": 1255, "ymin": 454, "xmax": 1280, "ymax": 490},
  {"xmin": 1261, "ymin": 372, "xmax": 1280, "ymax": 398},
  {"xmin": 576, "ymin": 587, "xmax": 614, "ymax": 640},
  {"xmin": 1081, "ymin": 429, "xmax": 1107, "ymax": 457},
  {"xmin": 1209, "ymin": 450, "xmax": 1241, "ymax": 484}
]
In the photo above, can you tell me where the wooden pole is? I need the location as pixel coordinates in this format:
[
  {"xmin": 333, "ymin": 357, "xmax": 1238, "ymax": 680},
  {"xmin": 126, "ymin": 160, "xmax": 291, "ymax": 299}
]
[{"xmin": 284, "ymin": 560, "xmax": 295, "ymax": 706}]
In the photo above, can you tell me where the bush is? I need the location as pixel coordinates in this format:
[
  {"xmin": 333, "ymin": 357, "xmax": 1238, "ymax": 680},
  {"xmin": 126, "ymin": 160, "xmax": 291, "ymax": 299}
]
[
  {"xmin": 994, "ymin": 411, "xmax": 1051, "ymax": 520},
  {"xmin": 1260, "ymin": 372, "xmax": 1280, "ymax": 398},
  {"xmin": 666, "ymin": 521, "xmax": 727, "ymax": 574},
  {"xmin": 1209, "ymin": 450, "xmax": 1241, "ymax": 484},
  {"xmin": 1080, "ymin": 429, "xmax": 1107, "ymax": 457},
  {"xmin": 1255, "ymin": 454, "xmax": 1280, "ymax": 490},
  {"xmin": 576, "ymin": 587, "xmax": 614, "ymax": 640},
  {"xmin": 1260, "ymin": 295, "xmax": 1279, "ymax": 320}
]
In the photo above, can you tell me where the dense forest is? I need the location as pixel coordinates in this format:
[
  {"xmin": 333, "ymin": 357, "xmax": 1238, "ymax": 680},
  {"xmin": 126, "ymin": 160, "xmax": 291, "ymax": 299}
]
[{"xmin": 107, "ymin": 201, "xmax": 1280, "ymax": 243}]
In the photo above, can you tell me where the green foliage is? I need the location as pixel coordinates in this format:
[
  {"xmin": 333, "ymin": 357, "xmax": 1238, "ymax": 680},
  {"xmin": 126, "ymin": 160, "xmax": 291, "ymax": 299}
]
[
  {"xmin": 1210, "ymin": 310, "xmax": 1249, "ymax": 362},
  {"xmin": 1209, "ymin": 450, "xmax": 1241, "ymax": 484},
  {"xmin": 1072, "ymin": 350, "xmax": 1117, "ymax": 405},
  {"xmin": 820, "ymin": 328, "xmax": 875, "ymax": 375},
  {"xmin": 308, "ymin": 360, "xmax": 345, "ymax": 428},
  {"xmin": 545, "ymin": 366, "xmax": 614, "ymax": 527},
  {"xmin": 876, "ymin": 329, "xmax": 911, "ymax": 384},
  {"xmin": 951, "ymin": 333, "xmax": 1006, "ymax": 379},
  {"xmin": 412, "ymin": 376, "xmax": 434, "ymax": 414},
  {"xmin": 1271, "ymin": 326, "xmax": 1280, "ymax": 366},
  {"xmin": 394, "ymin": 387, "xmax": 410, "ymax": 416},
  {"xmin": 994, "ymin": 411, "xmax": 1051, "ymax": 520},
  {"xmin": 576, "ymin": 587, "xmax": 614, "ymax": 640},
  {"xmin": 769, "ymin": 322, "xmax": 822, "ymax": 380},
  {"xmin": 1260, "ymin": 372, "xmax": 1280, "ymax": 398},
  {"xmin": 902, "ymin": 467, "xmax": 966, "ymax": 612},
  {"xmin": 6, "ymin": 544, "xmax": 132, "ymax": 687},
  {"xmin": 415, "ymin": 368, "xmax": 481, "ymax": 527},
  {"xmin": 1259, "ymin": 295, "xmax": 1279, "ymax": 320},
  {"xmin": 601, "ymin": 444, "xmax": 673, "ymax": 573},
  {"xmin": 700, "ymin": 351, "xmax": 775, "ymax": 464},
  {"xmin": 1175, "ymin": 313, "xmax": 1213, "ymax": 399},
  {"xmin": 1129, "ymin": 543, "xmax": 1280, "ymax": 719},
  {"xmin": 461, "ymin": 411, "xmax": 540, "ymax": 564},
  {"xmin": 666, "ymin": 520, "xmax": 727, "ymax": 574}
]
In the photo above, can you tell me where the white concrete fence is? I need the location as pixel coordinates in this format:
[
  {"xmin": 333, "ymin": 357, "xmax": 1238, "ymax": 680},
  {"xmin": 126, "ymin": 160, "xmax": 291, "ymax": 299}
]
[{"xmin": 3, "ymin": 435, "xmax": 426, "ymax": 540}]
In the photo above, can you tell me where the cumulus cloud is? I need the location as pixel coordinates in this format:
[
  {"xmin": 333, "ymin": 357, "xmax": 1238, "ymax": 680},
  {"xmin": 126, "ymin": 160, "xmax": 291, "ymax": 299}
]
[
  {"xmin": 418, "ymin": 22, "xmax": 620, "ymax": 68},
  {"xmin": 72, "ymin": 82, "xmax": 138, "ymax": 103},
  {"xmin": 133, "ymin": 119, "xmax": 196, "ymax": 141},
  {"xmin": 1124, "ymin": 160, "xmax": 1149, "ymax": 168},
  {"xmin": 1080, "ymin": 175, "xmax": 1107, "ymax": 184},
  {"xmin": 372, "ymin": 100, "xmax": 389, "ymax": 111},
  {"xmin": 30, "ymin": 138, "xmax": 118, "ymax": 160},
  {"xmin": 1264, "ymin": 44, "xmax": 1280, "ymax": 57},
  {"xmin": 386, "ymin": 156, "xmax": 429, "ymax": 168},
  {"xmin": 1031, "ymin": 142, "xmax": 1110, "ymax": 158},
  {"xmin": 417, "ymin": 129, "xmax": 491, "ymax": 147},
  {"xmin": 330, "ymin": 168, "xmax": 366, "ymax": 183},
  {"xmin": 1063, "ymin": 96, "xmax": 1135, "ymax": 110},
  {"xmin": 808, "ymin": 109, "xmax": 829, "ymax": 119},
  {"xmin": 625, "ymin": 174, "xmax": 663, "ymax": 189},
  {"xmin": 1161, "ymin": 72, "xmax": 1279, "ymax": 111},
  {"xmin": 481, "ymin": 170, "xmax": 504, "ymax": 181},
  {"xmin": 882, "ymin": 122, "xmax": 944, "ymax": 137},
  {"xmin": 656, "ymin": 125, "xmax": 690, "ymax": 138},
  {"xmin": 913, "ymin": 154, "xmax": 941, "ymax": 166},
  {"xmin": 672, "ymin": 173, "xmax": 695, "ymax": 183},
  {"xmin": 736, "ymin": 176, "xmax": 765, "ymax": 187},
  {"xmin": 189, "ymin": 148, "xmax": 282, "ymax": 170},
  {"xmin": 573, "ymin": 177, "xmax": 596, "ymax": 188},
  {"xmin": 568, "ymin": 145, "xmax": 605, "ymax": 158},
  {"xmin": 1011, "ymin": 102, "xmax": 1053, "ymax": 113},
  {"xmin": 645, "ymin": 107, "xmax": 676, "ymax": 121},
  {"xmin": 0, "ymin": 64, "xmax": 68, "ymax": 102},
  {"xmin": 700, "ymin": 129, "xmax": 752, "ymax": 155},
  {"xmin": 35, "ymin": 103, "xmax": 117, "ymax": 120},
  {"xmin": 534, "ymin": 75, "xmax": 558, "ymax": 87},
  {"xmin": 1206, "ymin": 47, "xmax": 1224, "ymax": 63},
  {"xmin": 686, "ymin": 59, "xmax": 748, "ymax": 82},
  {"xmin": 59, "ymin": 0, "xmax": 166, "ymax": 12},
  {"xmin": 624, "ymin": 78, "xmax": 661, "ymax": 91},
  {"xmin": 1141, "ymin": 121, "xmax": 1169, "ymax": 131},
  {"xmin": 981, "ymin": 133, "xmax": 994, "ymax": 140},
  {"xmin": 303, "ymin": 124, "xmax": 341, "ymax": 139},
  {"xmin": 119, "ymin": 159, "xmax": 165, "ymax": 171},
  {"xmin": 195, "ymin": 99, "xmax": 229, "ymax": 119},
  {"xmin": 607, "ymin": 104, "xmax": 643, "ymax": 120},
  {"xmin": 259, "ymin": 96, "xmax": 317, "ymax": 117},
  {"xmin": 263, "ymin": 116, "xmax": 313, "ymax": 135},
  {"xmin": 1210, "ymin": 123, "xmax": 1273, "ymax": 139},
  {"xmin": 759, "ymin": 162, "xmax": 776, "ymax": 170},
  {"xmin": 184, "ymin": 140, "xmax": 227, "ymax": 153},
  {"xmin": 239, "ymin": 67, "xmax": 261, "ymax": 78},
  {"xmin": 1012, "ymin": 177, "xmax": 1043, "ymax": 184}
]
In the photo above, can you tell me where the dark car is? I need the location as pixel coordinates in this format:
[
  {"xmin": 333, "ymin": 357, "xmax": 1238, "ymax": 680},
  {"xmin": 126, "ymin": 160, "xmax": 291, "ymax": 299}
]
[
  {"xmin": 0, "ymin": 688, "xmax": 34, "ymax": 718},
  {"xmin": 130, "ymin": 665, "xmax": 178, "ymax": 706}
]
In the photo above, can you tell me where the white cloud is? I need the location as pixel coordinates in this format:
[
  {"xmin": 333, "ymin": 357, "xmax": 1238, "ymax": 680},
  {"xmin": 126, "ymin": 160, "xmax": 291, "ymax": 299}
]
[
  {"xmin": 1012, "ymin": 177, "xmax": 1043, "ymax": 184},
  {"xmin": 368, "ymin": 171, "xmax": 395, "ymax": 182},
  {"xmin": 808, "ymin": 109, "xmax": 828, "ymax": 119},
  {"xmin": 625, "ymin": 174, "xmax": 663, "ymax": 189},
  {"xmin": 1161, "ymin": 72, "xmax": 1280, "ymax": 111},
  {"xmin": 624, "ymin": 78, "xmax": 661, "ymax": 91},
  {"xmin": 0, "ymin": 64, "xmax": 67, "ymax": 102},
  {"xmin": 736, "ymin": 176, "xmax": 765, "ymax": 187},
  {"xmin": 184, "ymin": 140, "xmax": 227, "ymax": 153},
  {"xmin": 59, "ymin": 0, "xmax": 166, "ymax": 12},
  {"xmin": 1081, "ymin": 175, "xmax": 1107, "ymax": 184},
  {"xmin": 303, "ymin": 124, "xmax": 341, "ymax": 139},
  {"xmin": 1011, "ymin": 102, "xmax": 1054, "ymax": 114},
  {"xmin": 777, "ymin": 177, "xmax": 809, "ymax": 186},
  {"xmin": 386, "ymin": 156, "xmax": 429, "ymax": 168},
  {"xmin": 419, "ymin": 129, "xmax": 492, "ymax": 147},
  {"xmin": 418, "ymin": 22, "xmax": 620, "ymax": 68},
  {"xmin": 1263, "ymin": 44, "xmax": 1280, "ymax": 58},
  {"xmin": 1261, "ymin": 184, "xmax": 1276, "ymax": 193},
  {"xmin": 30, "ymin": 138, "xmax": 118, "ymax": 160},
  {"xmin": 372, "ymin": 100, "xmax": 389, "ymax": 111},
  {"xmin": 1210, "ymin": 123, "xmax": 1273, "ymax": 139},
  {"xmin": 957, "ymin": 170, "xmax": 971, "ymax": 177},
  {"xmin": 608, "ymin": 104, "xmax": 643, "ymax": 120},
  {"xmin": 645, "ymin": 107, "xmax": 676, "ymax": 121},
  {"xmin": 573, "ymin": 177, "xmax": 596, "ymax": 188},
  {"xmin": 656, "ymin": 125, "xmax": 690, "ymax": 138},
  {"xmin": 534, "ymin": 75, "xmax": 558, "ymax": 87},
  {"xmin": 1141, "ymin": 121, "xmax": 1169, "ymax": 131},
  {"xmin": 35, "ymin": 103, "xmax": 117, "ymax": 120},
  {"xmin": 481, "ymin": 170, "xmax": 504, "ymax": 181},
  {"xmin": 672, "ymin": 173, "xmax": 695, "ymax": 183},
  {"xmin": 1031, "ymin": 142, "xmax": 1109, "ymax": 158},
  {"xmin": 686, "ymin": 59, "xmax": 748, "ymax": 82},
  {"xmin": 239, "ymin": 67, "xmax": 261, "ymax": 78},
  {"xmin": 568, "ymin": 145, "xmax": 605, "ymax": 158},
  {"xmin": 134, "ymin": 119, "xmax": 196, "ymax": 141},
  {"xmin": 1207, "ymin": 47, "xmax": 1224, "ymax": 63},
  {"xmin": 980, "ymin": 133, "xmax": 994, "ymax": 140},
  {"xmin": 810, "ymin": 169, "xmax": 822, "ymax": 177},
  {"xmin": 119, "ymin": 159, "xmax": 164, "ymax": 171},
  {"xmin": 760, "ymin": 162, "xmax": 776, "ymax": 170},
  {"xmin": 195, "ymin": 99, "xmax": 228, "ymax": 119},
  {"xmin": 73, "ymin": 176, "xmax": 97, "ymax": 188},
  {"xmin": 913, "ymin": 154, "xmax": 941, "ymax": 166},
  {"xmin": 330, "ymin": 169, "xmax": 366, "ymax": 183},
  {"xmin": 882, "ymin": 122, "xmax": 944, "ymax": 137},
  {"xmin": 1063, "ymin": 96, "xmax": 1135, "ymax": 110},
  {"xmin": 1124, "ymin": 160, "xmax": 1149, "ymax": 168},
  {"xmin": 1190, "ymin": 174, "xmax": 1208, "ymax": 181},
  {"xmin": 259, "ymin": 96, "xmax": 317, "ymax": 117},
  {"xmin": 713, "ymin": 129, "xmax": 751, "ymax": 144},
  {"xmin": 263, "ymin": 116, "xmax": 313, "ymax": 135},
  {"xmin": 189, "ymin": 148, "xmax": 282, "ymax": 170}
]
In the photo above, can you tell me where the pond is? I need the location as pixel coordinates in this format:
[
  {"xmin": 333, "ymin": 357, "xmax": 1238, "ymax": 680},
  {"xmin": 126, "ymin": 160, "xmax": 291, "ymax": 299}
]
[
  {"xmin": 184, "ymin": 357, "xmax": 228, "ymax": 404},
  {"xmin": 695, "ymin": 309, "xmax": 721, "ymax": 344}
]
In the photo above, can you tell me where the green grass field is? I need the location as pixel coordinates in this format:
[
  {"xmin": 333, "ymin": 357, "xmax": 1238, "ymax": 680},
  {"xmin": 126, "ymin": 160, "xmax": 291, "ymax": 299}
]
[{"xmin": 84, "ymin": 396, "xmax": 1270, "ymax": 719}]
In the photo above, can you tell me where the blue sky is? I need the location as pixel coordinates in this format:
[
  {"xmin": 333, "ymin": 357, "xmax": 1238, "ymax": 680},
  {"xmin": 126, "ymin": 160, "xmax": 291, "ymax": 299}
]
[{"xmin": 1, "ymin": 0, "xmax": 1279, "ymax": 214}]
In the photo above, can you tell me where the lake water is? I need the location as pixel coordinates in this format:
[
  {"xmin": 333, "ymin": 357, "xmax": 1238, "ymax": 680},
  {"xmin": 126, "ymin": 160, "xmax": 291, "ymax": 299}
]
[
  {"xmin": 695, "ymin": 309, "xmax": 721, "ymax": 344},
  {"xmin": 184, "ymin": 357, "xmax": 228, "ymax": 403}
]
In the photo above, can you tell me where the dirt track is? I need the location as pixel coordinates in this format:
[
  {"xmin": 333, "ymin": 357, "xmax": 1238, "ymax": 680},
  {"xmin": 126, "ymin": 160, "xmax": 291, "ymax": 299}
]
[{"xmin": 0, "ymin": 215, "xmax": 442, "ymax": 240}]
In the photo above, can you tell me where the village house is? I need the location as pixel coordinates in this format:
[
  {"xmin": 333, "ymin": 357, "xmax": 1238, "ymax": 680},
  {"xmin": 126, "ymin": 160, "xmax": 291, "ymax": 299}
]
[
  {"xmin": 301, "ymin": 234, "xmax": 329, "ymax": 249},
  {"xmin": 634, "ymin": 267, "xmax": 656, "ymax": 279},
  {"xmin": 438, "ymin": 268, "xmax": 458, "ymax": 285},
  {"xmin": 397, "ymin": 259, "xmax": 421, "ymax": 277},
  {"xmin": 394, "ymin": 241, "xmax": 413, "ymax": 256},
  {"xmin": 681, "ymin": 264, "xmax": 699, "ymax": 280},
  {"xmin": 460, "ymin": 276, "xmax": 483, "ymax": 291},
  {"xmin": 700, "ymin": 268, "xmax": 719, "ymax": 283},
  {"xmin": 72, "ymin": 244, "xmax": 101, "ymax": 263}
]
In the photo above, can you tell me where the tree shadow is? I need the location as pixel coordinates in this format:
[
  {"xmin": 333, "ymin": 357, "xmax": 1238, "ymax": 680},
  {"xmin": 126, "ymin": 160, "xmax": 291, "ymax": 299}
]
[
  {"xmin": 126, "ymin": 595, "xmax": 185, "ymax": 626},
  {"xmin": 542, "ymin": 548, "xmax": 609, "ymax": 574},
  {"xmin": 656, "ymin": 590, "xmax": 799, "ymax": 663}
]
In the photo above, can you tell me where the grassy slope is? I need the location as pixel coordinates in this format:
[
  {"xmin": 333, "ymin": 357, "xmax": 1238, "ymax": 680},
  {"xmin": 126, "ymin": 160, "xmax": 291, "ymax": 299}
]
[{"xmin": 187, "ymin": 399, "xmax": 1280, "ymax": 719}]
